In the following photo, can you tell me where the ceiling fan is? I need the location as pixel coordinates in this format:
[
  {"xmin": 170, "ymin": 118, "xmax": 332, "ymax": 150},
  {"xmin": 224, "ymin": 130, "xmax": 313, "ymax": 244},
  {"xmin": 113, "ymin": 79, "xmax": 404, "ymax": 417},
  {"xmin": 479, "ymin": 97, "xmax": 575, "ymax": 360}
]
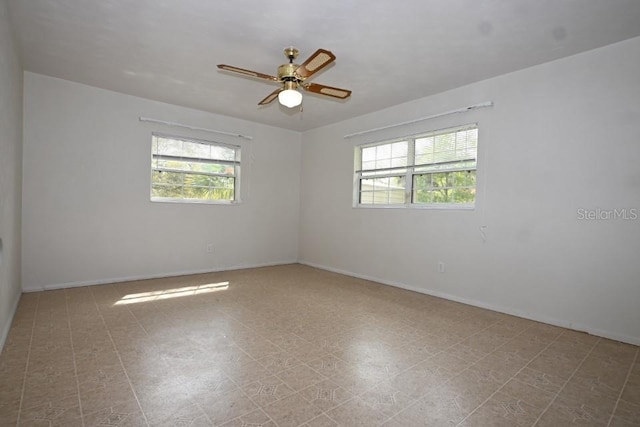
[{"xmin": 217, "ymin": 47, "xmax": 352, "ymax": 109}]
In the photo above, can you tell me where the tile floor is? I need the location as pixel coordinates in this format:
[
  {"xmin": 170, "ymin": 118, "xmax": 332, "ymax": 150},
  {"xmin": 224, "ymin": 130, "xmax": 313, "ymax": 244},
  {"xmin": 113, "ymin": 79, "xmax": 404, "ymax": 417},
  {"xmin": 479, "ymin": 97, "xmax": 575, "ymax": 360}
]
[{"xmin": 1, "ymin": 264, "xmax": 639, "ymax": 426}]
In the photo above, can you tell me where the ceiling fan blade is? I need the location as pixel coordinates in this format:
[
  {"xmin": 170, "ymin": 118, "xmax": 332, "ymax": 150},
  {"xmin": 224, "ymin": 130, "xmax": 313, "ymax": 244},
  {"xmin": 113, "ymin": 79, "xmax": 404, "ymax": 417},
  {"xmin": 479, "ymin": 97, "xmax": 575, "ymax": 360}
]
[
  {"xmin": 302, "ymin": 82, "xmax": 352, "ymax": 99},
  {"xmin": 258, "ymin": 88, "xmax": 283, "ymax": 105},
  {"xmin": 217, "ymin": 64, "xmax": 279, "ymax": 82},
  {"xmin": 294, "ymin": 49, "xmax": 336, "ymax": 80}
]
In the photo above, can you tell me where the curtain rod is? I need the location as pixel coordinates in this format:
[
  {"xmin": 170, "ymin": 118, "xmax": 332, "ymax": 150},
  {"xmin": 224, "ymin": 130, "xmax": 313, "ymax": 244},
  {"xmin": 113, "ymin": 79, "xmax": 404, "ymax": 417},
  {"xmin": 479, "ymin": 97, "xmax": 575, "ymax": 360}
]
[
  {"xmin": 139, "ymin": 117, "xmax": 254, "ymax": 140},
  {"xmin": 343, "ymin": 101, "xmax": 493, "ymax": 139}
]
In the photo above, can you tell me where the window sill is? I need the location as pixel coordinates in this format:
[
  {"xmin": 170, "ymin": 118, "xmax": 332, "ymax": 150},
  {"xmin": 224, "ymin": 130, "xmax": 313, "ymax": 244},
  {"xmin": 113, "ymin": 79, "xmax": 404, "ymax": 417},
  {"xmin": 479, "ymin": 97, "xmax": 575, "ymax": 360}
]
[
  {"xmin": 150, "ymin": 198, "xmax": 241, "ymax": 205},
  {"xmin": 354, "ymin": 203, "xmax": 475, "ymax": 211}
]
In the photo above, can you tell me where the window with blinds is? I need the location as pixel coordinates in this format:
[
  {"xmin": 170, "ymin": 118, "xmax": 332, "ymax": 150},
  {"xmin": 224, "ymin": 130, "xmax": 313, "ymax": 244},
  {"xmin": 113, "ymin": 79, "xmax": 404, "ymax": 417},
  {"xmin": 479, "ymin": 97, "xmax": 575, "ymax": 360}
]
[
  {"xmin": 354, "ymin": 124, "xmax": 478, "ymax": 208},
  {"xmin": 151, "ymin": 134, "xmax": 240, "ymax": 203}
]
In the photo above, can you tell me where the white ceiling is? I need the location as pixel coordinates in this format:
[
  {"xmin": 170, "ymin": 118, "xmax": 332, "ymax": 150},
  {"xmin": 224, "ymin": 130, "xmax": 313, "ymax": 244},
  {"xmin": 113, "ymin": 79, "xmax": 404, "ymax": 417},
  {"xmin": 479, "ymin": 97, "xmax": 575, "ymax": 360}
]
[{"xmin": 7, "ymin": 0, "xmax": 640, "ymax": 131}]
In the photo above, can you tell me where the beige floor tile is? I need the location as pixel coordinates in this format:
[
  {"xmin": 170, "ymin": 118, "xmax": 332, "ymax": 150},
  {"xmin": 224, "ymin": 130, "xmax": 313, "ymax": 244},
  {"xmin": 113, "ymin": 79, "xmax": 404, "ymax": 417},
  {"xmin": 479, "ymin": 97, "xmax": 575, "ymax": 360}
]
[
  {"xmin": 591, "ymin": 339, "xmax": 637, "ymax": 365},
  {"xmin": 177, "ymin": 366, "xmax": 235, "ymax": 397},
  {"xmin": 83, "ymin": 407, "xmax": 148, "ymax": 427},
  {"xmin": 222, "ymin": 358, "xmax": 272, "ymax": 388},
  {"xmin": 192, "ymin": 381, "xmax": 258, "ymax": 425},
  {"xmin": 358, "ymin": 381, "xmax": 415, "ymax": 418},
  {"xmin": 407, "ymin": 332, "xmax": 460, "ymax": 354},
  {"xmin": 460, "ymin": 331, "xmax": 508, "ymax": 354},
  {"xmin": 262, "ymin": 392, "xmax": 323, "ymax": 427},
  {"xmin": 568, "ymin": 354, "xmax": 631, "ymax": 399},
  {"xmin": 621, "ymin": 362, "xmax": 640, "ymax": 405},
  {"xmin": 443, "ymin": 343, "xmax": 489, "ymax": 365},
  {"xmin": 549, "ymin": 380, "xmax": 618, "ymax": 425},
  {"xmin": 21, "ymin": 376, "xmax": 79, "ymax": 410},
  {"xmin": 134, "ymin": 384, "xmax": 198, "ymax": 425},
  {"xmin": 0, "ymin": 400, "xmax": 20, "ymax": 425},
  {"xmin": 527, "ymin": 345, "xmax": 586, "ymax": 380},
  {"xmin": 497, "ymin": 336, "xmax": 549, "ymax": 361},
  {"xmin": 389, "ymin": 359, "xmax": 457, "ymax": 400},
  {"xmin": 460, "ymin": 392, "xmax": 543, "ymax": 426},
  {"xmin": 242, "ymin": 375, "xmax": 295, "ymax": 407},
  {"xmin": 306, "ymin": 354, "xmax": 345, "ymax": 378},
  {"xmin": 324, "ymin": 396, "xmax": 388, "ymax": 427},
  {"xmin": 144, "ymin": 401, "xmax": 209, "ymax": 426},
  {"xmin": 0, "ymin": 373, "xmax": 25, "ymax": 406},
  {"xmin": 328, "ymin": 361, "xmax": 390, "ymax": 396},
  {"xmin": 382, "ymin": 387, "xmax": 471, "ymax": 426},
  {"xmin": 536, "ymin": 401, "xmax": 605, "ymax": 426},
  {"xmin": 3, "ymin": 265, "xmax": 639, "ymax": 427},
  {"xmin": 469, "ymin": 352, "xmax": 526, "ymax": 384},
  {"xmin": 303, "ymin": 413, "xmax": 338, "ymax": 427},
  {"xmin": 79, "ymin": 378, "xmax": 141, "ymax": 418},
  {"xmin": 514, "ymin": 366, "xmax": 566, "ymax": 394},
  {"xmin": 255, "ymin": 350, "xmax": 303, "ymax": 374},
  {"xmin": 610, "ymin": 399, "xmax": 640, "ymax": 427},
  {"xmin": 429, "ymin": 351, "xmax": 473, "ymax": 373},
  {"xmin": 298, "ymin": 378, "xmax": 353, "ymax": 412},
  {"xmin": 520, "ymin": 323, "xmax": 564, "ymax": 345},
  {"xmin": 498, "ymin": 379, "xmax": 555, "ymax": 409},
  {"xmin": 19, "ymin": 393, "xmax": 82, "ymax": 426},
  {"xmin": 554, "ymin": 330, "xmax": 600, "ymax": 351},
  {"xmin": 219, "ymin": 409, "xmax": 275, "ymax": 427},
  {"xmin": 234, "ymin": 337, "xmax": 282, "ymax": 360},
  {"xmin": 445, "ymin": 367, "xmax": 502, "ymax": 412},
  {"xmin": 276, "ymin": 364, "xmax": 326, "ymax": 392}
]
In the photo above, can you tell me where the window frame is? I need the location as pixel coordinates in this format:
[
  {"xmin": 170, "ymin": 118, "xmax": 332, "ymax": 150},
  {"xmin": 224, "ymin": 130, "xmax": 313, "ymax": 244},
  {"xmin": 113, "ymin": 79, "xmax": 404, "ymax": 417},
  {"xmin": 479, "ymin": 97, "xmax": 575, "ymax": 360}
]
[
  {"xmin": 353, "ymin": 124, "xmax": 478, "ymax": 210},
  {"xmin": 150, "ymin": 132, "xmax": 241, "ymax": 205}
]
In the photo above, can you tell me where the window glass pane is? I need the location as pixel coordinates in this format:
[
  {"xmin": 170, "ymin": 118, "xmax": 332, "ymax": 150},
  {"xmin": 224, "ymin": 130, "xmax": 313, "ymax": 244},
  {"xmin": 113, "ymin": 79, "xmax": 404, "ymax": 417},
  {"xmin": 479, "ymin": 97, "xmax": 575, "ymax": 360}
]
[
  {"xmin": 152, "ymin": 170, "xmax": 183, "ymax": 185},
  {"xmin": 412, "ymin": 170, "xmax": 475, "ymax": 205},
  {"xmin": 156, "ymin": 137, "xmax": 183, "ymax": 156},
  {"xmin": 434, "ymin": 133, "xmax": 455, "ymax": 152},
  {"xmin": 361, "ymin": 141, "xmax": 408, "ymax": 170},
  {"xmin": 376, "ymin": 143, "xmax": 391, "ymax": 160},
  {"xmin": 391, "ymin": 141, "xmax": 408, "ymax": 158},
  {"xmin": 415, "ymin": 128, "xmax": 477, "ymax": 166},
  {"xmin": 362, "ymin": 160, "xmax": 376, "ymax": 171},
  {"xmin": 362, "ymin": 146, "xmax": 376, "ymax": 162},
  {"xmin": 359, "ymin": 176, "xmax": 405, "ymax": 205},
  {"xmin": 355, "ymin": 126, "xmax": 476, "ymax": 207},
  {"xmin": 151, "ymin": 135, "xmax": 239, "ymax": 203},
  {"xmin": 182, "ymin": 140, "xmax": 211, "ymax": 158},
  {"xmin": 415, "ymin": 136, "xmax": 434, "ymax": 156},
  {"xmin": 151, "ymin": 184, "xmax": 183, "ymax": 199},
  {"xmin": 451, "ymin": 188, "xmax": 475, "ymax": 204},
  {"xmin": 210, "ymin": 145, "xmax": 236, "ymax": 161},
  {"xmin": 375, "ymin": 158, "xmax": 392, "ymax": 170},
  {"xmin": 360, "ymin": 191, "xmax": 374, "ymax": 204},
  {"xmin": 360, "ymin": 178, "xmax": 375, "ymax": 192}
]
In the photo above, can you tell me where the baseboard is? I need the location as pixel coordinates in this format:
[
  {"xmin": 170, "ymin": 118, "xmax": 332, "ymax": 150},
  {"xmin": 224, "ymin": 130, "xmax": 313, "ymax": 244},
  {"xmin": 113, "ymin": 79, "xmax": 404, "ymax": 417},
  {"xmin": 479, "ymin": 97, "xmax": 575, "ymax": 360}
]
[
  {"xmin": 299, "ymin": 260, "xmax": 640, "ymax": 346},
  {"xmin": 0, "ymin": 290, "xmax": 22, "ymax": 352},
  {"xmin": 21, "ymin": 260, "xmax": 299, "ymax": 293}
]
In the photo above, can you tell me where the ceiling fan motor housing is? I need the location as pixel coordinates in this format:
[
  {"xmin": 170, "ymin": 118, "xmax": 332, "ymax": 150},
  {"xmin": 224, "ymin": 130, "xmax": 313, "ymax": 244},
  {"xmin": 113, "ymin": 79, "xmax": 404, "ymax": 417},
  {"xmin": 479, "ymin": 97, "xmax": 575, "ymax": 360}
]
[
  {"xmin": 278, "ymin": 63, "xmax": 300, "ymax": 81},
  {"xmin": 217, "ymin": 46, "xmax": 351, "ymax": 107}
]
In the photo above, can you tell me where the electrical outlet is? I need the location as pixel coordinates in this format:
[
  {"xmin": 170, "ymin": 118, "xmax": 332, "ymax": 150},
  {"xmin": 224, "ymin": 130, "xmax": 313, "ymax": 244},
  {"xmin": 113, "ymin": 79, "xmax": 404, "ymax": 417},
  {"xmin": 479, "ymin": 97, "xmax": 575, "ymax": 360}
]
[
  {"xmin": 438, "ymin": 261, "xmax": 445, "ymax": 273},
  {"xmin": 206, "ymin": 243, "xmax": 213, "ymax": 253}
]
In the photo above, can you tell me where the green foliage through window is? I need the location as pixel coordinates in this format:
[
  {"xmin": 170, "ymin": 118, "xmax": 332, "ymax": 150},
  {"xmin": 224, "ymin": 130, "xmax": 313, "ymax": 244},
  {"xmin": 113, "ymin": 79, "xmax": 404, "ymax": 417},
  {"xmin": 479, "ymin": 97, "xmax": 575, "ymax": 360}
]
[{"xmin": 151, "ymin": 134, "xmax": 240, "ymax": 203}]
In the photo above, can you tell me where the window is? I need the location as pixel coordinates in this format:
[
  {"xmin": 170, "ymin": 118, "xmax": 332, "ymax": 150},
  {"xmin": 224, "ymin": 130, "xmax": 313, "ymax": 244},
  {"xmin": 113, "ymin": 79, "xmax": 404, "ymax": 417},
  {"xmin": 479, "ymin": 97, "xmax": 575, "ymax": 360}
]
[
  {"xmin": 151, "ymin": 134, "xmax": 240, "ymax": 203},
  {"xmin": 355, "ymin": 124, "xmax": 478, "ymax": 208}
]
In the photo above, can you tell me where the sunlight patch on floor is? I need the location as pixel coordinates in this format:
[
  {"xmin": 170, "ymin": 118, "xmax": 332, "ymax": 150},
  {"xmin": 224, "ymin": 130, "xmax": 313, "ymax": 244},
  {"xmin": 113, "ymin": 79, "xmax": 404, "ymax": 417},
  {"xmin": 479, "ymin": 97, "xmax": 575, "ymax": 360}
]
[{"xmin": 114, "ymin": 281, "xmax": 229, "ymax": 305}]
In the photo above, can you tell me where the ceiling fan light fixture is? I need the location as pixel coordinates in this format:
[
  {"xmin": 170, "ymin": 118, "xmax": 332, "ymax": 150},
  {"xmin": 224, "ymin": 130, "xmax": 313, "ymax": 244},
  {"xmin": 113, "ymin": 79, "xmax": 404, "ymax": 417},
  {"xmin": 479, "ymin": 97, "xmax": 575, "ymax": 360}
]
[
  {"xmin": 218, "ymin": 47, "xmax": 351, "ymax": 109},
  {"xmin": 278, "ymin": 82, "xmax": 302, "ymax": 108}
]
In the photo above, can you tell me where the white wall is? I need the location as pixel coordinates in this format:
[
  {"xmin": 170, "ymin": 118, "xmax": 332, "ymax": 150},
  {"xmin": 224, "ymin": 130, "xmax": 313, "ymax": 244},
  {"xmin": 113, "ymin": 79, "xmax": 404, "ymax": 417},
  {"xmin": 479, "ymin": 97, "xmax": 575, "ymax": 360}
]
[
  {"xmin": 0, "ymin": 0, "xmax": 23, "ymax": 348},
  {"xmin": 22, "ymin": 73, "xmax": 301, "ymax": 291},
  {"xmin": 299, "ymin": 36, "xmax": 640, "ymax": 345}
]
